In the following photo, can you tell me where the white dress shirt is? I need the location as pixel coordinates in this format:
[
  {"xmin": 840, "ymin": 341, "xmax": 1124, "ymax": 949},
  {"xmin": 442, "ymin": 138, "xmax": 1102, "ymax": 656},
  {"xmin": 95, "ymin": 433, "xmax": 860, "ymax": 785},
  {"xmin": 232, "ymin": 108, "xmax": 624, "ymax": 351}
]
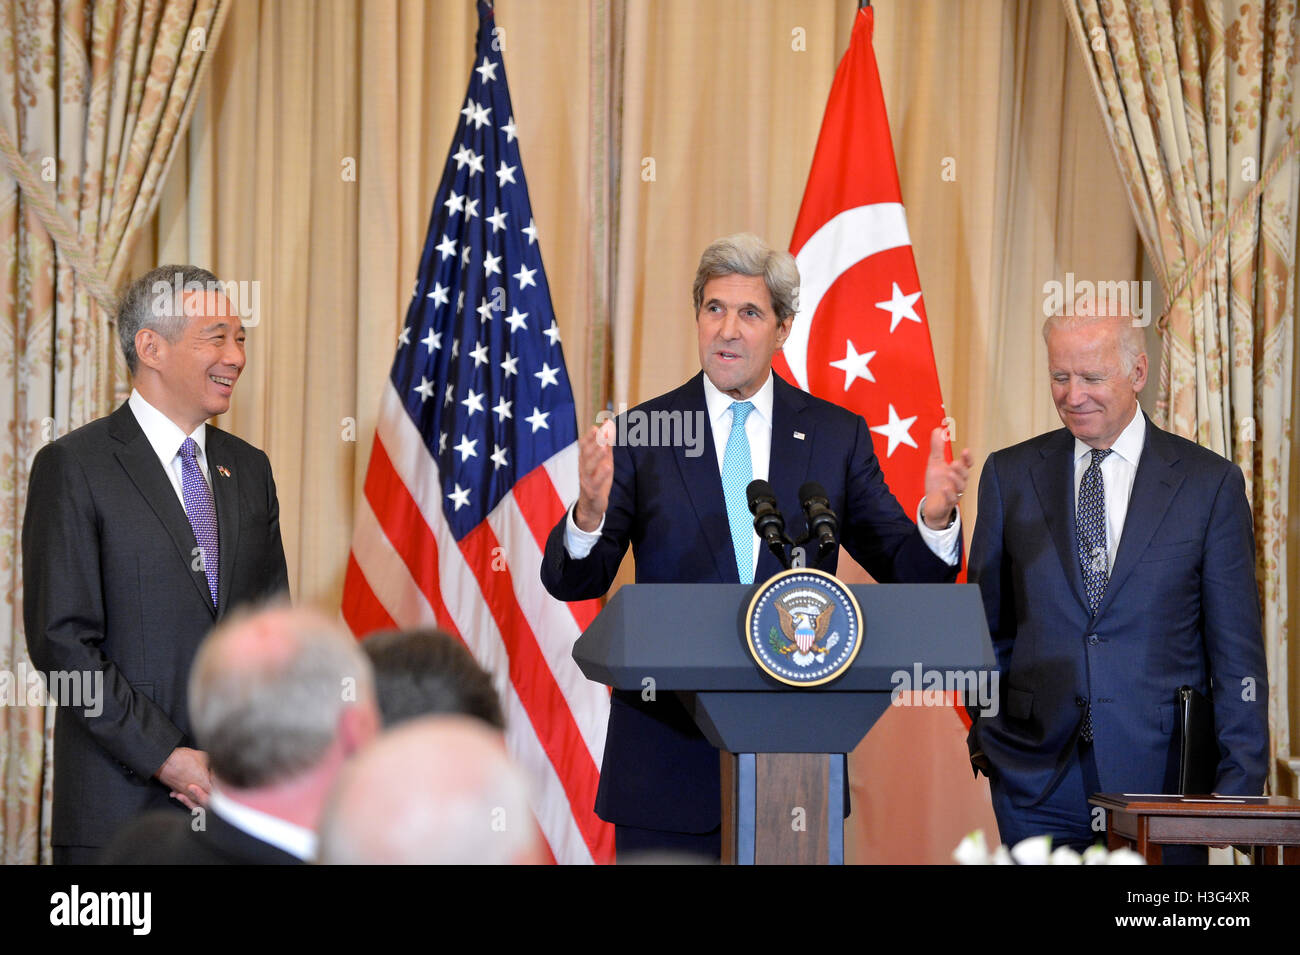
[
  {"xmin": 565, "ymin": 371, "xmax": 961, "ymax": 570},
  {"xmin": 128, "ymin": 389, "xmax": 211, "ymax": 506},
  {"xmin": 208, "ymin": 789, "xmax": 317, "ymax": 862},
  {"xmin": 1071, "ymin": 405, "xmax": 1146, "ymax": 568}
]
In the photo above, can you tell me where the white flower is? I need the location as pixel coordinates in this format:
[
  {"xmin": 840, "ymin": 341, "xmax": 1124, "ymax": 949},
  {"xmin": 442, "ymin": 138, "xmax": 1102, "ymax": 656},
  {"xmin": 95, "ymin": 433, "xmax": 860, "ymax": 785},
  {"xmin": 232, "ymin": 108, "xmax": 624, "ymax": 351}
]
[
  {"xmin": 1049, "ymin": 845, "xmax": 1083, "ymax": 865},
  {"xmin": 1105, "ymin": 848, "xmax": 1147, "ymax": 865},
  {"xmin": 990, "ymin": 845, "xmax": 1015, "ymax": 865},
  {"xmin": 952, "ymin": 830, "xmax": 990, "ymax": 865},
  {"xmin": 1010, "ymin": 835, "xmax": 1053, "ymax": 865},
  {"xmin": 1081, "ymin": 844, "xmax": 1111, "ymax": 865}
]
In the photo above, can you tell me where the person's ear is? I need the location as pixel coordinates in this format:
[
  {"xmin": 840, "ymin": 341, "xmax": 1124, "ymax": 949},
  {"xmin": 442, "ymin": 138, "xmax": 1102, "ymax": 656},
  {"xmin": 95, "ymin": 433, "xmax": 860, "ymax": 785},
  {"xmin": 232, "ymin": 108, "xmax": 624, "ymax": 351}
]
[
  {"xmin": 775, "ymin": 317, "xmax": 793, "ymax": 349},
  {"xmin": 135, "ymin": 328, "xmax": 165, "ymax": 372},
  {"xmin": 1131, "ymin": 352, "xmax": 1148, "ymax": 393},
  {"xmin": 337, "ymin": 701, "xmax": 381, "ymax": 756}
]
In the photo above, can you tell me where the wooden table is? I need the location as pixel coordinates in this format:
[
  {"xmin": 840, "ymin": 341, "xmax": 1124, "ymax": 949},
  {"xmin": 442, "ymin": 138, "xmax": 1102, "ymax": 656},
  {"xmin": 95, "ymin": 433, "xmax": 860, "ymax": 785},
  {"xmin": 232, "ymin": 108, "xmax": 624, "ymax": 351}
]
[{"xmin": 1090, "ymin": 794, "xmax": 1300, "ymax": 864}]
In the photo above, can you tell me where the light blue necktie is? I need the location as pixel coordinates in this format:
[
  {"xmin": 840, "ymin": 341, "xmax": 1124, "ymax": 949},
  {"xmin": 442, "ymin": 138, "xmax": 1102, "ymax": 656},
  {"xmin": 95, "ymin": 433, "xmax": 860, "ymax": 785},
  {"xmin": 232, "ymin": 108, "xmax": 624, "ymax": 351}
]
[{"xmin": 722, "ymin": 401, "xmax": 755, "ymax": 584}]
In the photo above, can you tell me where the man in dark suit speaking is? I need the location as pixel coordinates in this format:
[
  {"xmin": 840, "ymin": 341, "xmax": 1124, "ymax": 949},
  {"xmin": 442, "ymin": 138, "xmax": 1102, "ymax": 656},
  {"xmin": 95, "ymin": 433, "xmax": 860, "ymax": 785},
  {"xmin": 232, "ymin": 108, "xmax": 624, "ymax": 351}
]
[
  {"xmin": 541, "ymin": 233, "xmax": 972, "ymax": 858},
  {"xmin": 966, "ymin": 307, "xmax": 1269, "ymax": 857},
  {"xmin": 23, "ymin": 265, "xmax": 289, "ymax": 863}
]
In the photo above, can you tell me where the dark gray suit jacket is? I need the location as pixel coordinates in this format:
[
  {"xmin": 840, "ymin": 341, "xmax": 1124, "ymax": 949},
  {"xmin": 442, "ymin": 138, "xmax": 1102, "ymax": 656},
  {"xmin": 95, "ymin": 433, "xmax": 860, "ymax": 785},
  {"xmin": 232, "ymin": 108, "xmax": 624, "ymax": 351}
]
[
  {"xmin": 101, "ymin": 807, "xmax": 304, "ymax": 865},
  {"xmin": 23, "ymin": 401, "xmax": 289, "ymax": 849}
]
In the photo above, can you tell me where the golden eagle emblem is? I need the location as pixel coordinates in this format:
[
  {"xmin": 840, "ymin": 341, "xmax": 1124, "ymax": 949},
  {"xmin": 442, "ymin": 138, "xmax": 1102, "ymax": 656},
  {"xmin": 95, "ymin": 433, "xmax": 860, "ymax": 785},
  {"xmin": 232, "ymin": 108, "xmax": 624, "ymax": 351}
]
[{"xmin": 773, "ymin": 591, "xmax": 838, "ymax": 667}]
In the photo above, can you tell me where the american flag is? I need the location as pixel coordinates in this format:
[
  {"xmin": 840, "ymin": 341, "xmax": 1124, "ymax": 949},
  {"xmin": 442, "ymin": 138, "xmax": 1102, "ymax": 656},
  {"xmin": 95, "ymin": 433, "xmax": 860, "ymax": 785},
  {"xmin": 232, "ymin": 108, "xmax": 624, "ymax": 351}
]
[{"xmin": 341, "ymin": 0, "xmax": 613, "ymax": 865}]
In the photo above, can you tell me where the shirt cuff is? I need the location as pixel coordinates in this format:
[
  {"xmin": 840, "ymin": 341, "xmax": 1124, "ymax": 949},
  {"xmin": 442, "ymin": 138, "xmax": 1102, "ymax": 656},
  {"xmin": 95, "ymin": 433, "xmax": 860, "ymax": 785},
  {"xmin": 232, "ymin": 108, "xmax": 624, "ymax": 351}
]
[
  {"xmin": 916, "ymin": 497, "xmax": 962, "ymax": 566},
  {"xmin": 564, "ymin": 504, "xmax": 605, "ymax": 559}
]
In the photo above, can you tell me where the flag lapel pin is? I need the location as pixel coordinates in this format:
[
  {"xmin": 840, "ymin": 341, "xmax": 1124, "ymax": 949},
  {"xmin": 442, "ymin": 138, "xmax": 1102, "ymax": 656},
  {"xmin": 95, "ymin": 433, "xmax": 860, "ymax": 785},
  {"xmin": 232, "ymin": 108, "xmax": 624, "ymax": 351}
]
[
  {"xmin": 216, "ymin": 465, "xmax": 231, "ymax": 478},
  {"xmin": 793, "ymin": 431, "xmax": 805, "ymax": 440}
]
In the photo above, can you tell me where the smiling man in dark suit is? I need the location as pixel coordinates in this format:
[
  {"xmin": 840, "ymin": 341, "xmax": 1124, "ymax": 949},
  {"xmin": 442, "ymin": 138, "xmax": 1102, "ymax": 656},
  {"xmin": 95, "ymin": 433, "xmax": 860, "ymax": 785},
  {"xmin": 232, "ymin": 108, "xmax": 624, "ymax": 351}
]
[
  {"xmin": 23, "ymin": 265, "xmax": 289, "ymax": 863},
  {"xmin": 541, "ymin": 233, "xmax": 972, "ymax": 859},
  {"xmin": 967, "ymin": 307, "xmax": 1269, "ymax": 859}
]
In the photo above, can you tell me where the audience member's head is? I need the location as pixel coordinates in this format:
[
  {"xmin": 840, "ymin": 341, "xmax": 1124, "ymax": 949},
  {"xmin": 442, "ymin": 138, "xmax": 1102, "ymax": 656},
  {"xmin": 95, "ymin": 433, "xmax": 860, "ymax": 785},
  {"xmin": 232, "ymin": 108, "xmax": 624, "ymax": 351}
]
[
  {"xmin": 189, "ymin": 605, "xmax": 379, "ymax": 799},
  {"xmin": 361, "ymin": 628, "xmax": 505, "ymax": 730},
  {"xmin": 318, "ymin": 715, "xmax": 544, "ymax": 865}
]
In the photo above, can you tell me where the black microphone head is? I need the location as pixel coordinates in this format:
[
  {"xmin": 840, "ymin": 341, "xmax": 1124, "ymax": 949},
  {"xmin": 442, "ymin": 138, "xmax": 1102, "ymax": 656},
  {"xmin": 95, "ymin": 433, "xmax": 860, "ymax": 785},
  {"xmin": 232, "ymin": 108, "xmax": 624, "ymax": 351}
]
[
  {"xmin": 798, "ymin": 481, "xmax": 829, "ymax": 506},
  {"xmin": 747, "ymin": 479, "xmax": 776, "ymax": 513}
]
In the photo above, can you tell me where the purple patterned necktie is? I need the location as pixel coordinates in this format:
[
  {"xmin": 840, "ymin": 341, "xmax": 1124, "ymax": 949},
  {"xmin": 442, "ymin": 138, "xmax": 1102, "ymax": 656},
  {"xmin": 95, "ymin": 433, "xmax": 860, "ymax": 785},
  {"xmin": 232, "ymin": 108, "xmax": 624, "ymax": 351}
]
[{"xmin": 180, "ymin": 437, "xmax": 219, "ymax": 606}]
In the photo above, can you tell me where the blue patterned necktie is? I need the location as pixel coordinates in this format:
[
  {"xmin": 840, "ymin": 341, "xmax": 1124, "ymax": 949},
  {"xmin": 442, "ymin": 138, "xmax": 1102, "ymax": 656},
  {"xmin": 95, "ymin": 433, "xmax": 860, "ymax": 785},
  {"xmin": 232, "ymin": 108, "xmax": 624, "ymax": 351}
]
[
  {"xmin": 1076, "ymin": 447, "xmax": 1113, "ymax": 614},
  {"xmin": 721, "ymin": 401, "xmax": 755, "ymax": 584},
  {"xmin": 1075, "ymin": 447, "xmax": 1112, "ymax": 743},
  {"xmin": 180, "ymin": 437, "xmax": 219, "ymax": 606}
]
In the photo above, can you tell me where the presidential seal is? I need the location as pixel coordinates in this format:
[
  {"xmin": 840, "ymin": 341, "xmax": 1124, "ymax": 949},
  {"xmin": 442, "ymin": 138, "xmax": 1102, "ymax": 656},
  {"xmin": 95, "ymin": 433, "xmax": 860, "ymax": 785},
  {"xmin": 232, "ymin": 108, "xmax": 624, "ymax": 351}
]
[{"xmin": 743, "ymin": 568, "xmax": 862, "ymax": 687}]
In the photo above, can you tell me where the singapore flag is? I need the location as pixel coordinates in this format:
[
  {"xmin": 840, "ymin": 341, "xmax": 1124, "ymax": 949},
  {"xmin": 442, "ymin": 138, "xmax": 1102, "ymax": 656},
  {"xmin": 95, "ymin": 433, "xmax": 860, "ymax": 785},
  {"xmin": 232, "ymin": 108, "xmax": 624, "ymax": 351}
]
[
  {"xmin": 772, "ymin": 6, "xmax": 949, "ymax": 524},
  {"xmin": 772, "ymin": 5, "xmax": 997, "ymax": 863}
]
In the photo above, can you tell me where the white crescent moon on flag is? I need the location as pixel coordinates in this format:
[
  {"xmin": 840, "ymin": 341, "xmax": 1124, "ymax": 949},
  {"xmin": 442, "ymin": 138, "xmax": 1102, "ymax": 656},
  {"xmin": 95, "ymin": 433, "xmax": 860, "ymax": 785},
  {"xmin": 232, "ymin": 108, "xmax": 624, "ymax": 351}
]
[{"xmin": 786, "ymin": 203, "xmax": 913, "ymax": 392}]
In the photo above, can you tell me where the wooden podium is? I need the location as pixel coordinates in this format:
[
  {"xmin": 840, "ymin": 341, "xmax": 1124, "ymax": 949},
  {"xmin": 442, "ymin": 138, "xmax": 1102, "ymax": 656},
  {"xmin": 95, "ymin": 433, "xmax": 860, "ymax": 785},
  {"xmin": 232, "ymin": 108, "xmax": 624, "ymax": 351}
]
[{"xmin": 573, "ymin": 582, "xmax": 993, "ymax": 864}]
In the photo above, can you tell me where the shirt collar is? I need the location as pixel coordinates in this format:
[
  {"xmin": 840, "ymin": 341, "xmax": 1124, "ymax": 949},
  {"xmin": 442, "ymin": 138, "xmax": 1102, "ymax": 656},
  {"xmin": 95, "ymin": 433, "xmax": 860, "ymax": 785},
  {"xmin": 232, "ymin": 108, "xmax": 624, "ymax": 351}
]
[
  {"xmin": 129, "ymin": 389, "xmax": 207, "ymax": 464},
  {"xmin": 702, "ymin": 369, "xmax": 775, "ymax": 429},
  {"xmin": 208, "ymin": 789, "xmax": 317, "ymax": 862},
  {"xmin": 1073, "ymin": 405, "xmax": 1146, "ymax": 467}
]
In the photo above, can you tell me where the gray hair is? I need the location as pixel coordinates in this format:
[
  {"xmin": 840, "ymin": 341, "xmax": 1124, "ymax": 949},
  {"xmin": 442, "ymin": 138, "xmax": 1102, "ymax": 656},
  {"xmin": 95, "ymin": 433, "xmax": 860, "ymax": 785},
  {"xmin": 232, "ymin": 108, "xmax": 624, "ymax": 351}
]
[
  {"xmin": 116, "ymin": 264, "xmax": 220, "ymax": 374},
  {"xmin": 1041, "ymin": 311, "xmax": 1146, "ymax": 374},
  {"xmin": 692, "ymin": 233, "xmax": 800, "ymax": 322},
  {"xmin": 188, "ymin": 606, "xmax": 375, "ymax": 789}
]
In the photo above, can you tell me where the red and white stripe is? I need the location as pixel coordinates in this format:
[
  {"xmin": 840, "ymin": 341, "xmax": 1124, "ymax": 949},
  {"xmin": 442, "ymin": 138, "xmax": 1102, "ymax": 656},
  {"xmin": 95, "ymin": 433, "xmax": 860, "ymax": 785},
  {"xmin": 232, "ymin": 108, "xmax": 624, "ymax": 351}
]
[{"xmin": 343, "ymin": 383, "xmax": 613, "ymax": 864}]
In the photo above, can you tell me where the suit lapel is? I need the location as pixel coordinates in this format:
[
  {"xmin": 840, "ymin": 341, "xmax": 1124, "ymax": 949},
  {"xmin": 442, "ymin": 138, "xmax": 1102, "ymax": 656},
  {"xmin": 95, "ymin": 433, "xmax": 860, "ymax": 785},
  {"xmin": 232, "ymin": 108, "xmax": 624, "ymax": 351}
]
[
  {"xmin": 206, "ymin": 428, "xmax": 241, "ymax": 617},
  {"xmin": 1091, "ymin": 417, "xmax": 1183, "ymax": 621},
  {"xmin": 762, "ymin": 376, "xmax": 813, "ymax": 578},
  {"xmin": 669, "ymin": 374, "xmax": 735, "ymax": 582},
  {"xmin": 1029, "ymin": 429, "xmax": 1089, "ymax": 615},
  {"xmin": 109, "ymin": 403, "xmax": 217, "ymax": 616}
]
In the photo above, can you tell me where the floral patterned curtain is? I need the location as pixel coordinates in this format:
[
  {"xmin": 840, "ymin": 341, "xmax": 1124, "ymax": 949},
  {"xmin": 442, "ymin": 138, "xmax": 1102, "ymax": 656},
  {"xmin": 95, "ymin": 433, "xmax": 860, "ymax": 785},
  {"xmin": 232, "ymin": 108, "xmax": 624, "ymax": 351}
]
[
  {"xmin": 0, "ymin": 0, "xmax": 229, "ymax": 864},
  {"xmin": 1064, "ymin": 0, "xmax": 1299, "ymax": 790}
]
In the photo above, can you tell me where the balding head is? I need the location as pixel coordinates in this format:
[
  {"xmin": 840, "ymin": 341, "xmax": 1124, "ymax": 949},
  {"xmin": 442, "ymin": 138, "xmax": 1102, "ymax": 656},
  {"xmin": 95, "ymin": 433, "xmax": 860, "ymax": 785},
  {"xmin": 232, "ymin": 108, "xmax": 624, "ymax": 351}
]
[
  {"xmin": 318, "ymin": 716, "xmax": 544, "ymax": 865},
  {"xmin": 188, "ymin": 605, "xmax": 378, "ymax": 789}
]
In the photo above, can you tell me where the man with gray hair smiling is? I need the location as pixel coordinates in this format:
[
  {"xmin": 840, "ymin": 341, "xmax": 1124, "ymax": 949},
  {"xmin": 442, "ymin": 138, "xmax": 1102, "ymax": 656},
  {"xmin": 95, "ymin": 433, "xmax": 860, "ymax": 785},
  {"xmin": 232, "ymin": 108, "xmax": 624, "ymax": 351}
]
[
  {"xmin": 541, "ymin": 232, "xmax": 973, "ymax": 859},
  {"xmin": 103, "ymin": 605, "xmax": 380, "ymax": 864},
  {"xmin": 24, "ymin": 264, "xmax": 288, "ymax": 863}
]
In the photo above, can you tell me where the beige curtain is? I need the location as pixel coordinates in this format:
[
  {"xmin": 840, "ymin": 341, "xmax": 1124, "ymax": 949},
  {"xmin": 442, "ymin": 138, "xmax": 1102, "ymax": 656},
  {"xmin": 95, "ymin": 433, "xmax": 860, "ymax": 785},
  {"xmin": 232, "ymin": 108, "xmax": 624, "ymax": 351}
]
[
  {"xmin": 0, "ymin": 0, "xmax": 230, "ymax": 864},
  {"xmin": 117, "ymin": 0, "xmax": 1140, "ymax": 863},
  {"xmin": 1064, "ymin": 0, "xmax": 1299, "ymax": 794}
]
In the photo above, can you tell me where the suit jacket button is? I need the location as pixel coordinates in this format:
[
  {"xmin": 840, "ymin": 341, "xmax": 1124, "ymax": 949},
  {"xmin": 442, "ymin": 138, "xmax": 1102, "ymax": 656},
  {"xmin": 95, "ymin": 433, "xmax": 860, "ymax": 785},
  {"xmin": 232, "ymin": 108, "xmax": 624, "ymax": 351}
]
[{"xmin": 1087, "ymin": 634, "xmax": 1100, "ymax": 646}]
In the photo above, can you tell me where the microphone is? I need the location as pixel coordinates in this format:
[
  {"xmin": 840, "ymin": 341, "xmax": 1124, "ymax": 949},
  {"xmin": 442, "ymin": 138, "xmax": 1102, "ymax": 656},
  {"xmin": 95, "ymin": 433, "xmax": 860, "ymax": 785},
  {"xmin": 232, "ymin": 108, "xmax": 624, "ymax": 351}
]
[
  {"xmin": 746, "ymin": 479, "xmax": 791, "ymax": 568},
  {"xmin": 798, "ymin": 481, "xmax": 838, "ymax": 553}
]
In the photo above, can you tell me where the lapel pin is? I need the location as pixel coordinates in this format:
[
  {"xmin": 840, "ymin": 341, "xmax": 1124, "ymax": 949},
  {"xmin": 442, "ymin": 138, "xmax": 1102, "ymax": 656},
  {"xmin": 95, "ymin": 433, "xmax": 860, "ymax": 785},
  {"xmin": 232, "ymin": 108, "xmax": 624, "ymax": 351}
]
[
  {"xmin": 793, "ymin": 431, "xmax": 805, "ymax": 441},
  {"xmin": 217, "ymin": 465, "xmax": 231, "ymax": 478}
]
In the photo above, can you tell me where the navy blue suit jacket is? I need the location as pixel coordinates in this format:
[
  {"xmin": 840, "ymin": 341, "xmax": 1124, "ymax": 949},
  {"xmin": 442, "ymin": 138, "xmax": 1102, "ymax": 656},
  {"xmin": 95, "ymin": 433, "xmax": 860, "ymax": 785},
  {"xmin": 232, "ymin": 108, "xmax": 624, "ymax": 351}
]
[
  {"xmin": 967, "ymin": 415, "xmax": 1269, "ymax": 808},
  {"xmin": 541, "ymin": 371, "xmax": 959, "ymax": 832}
]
